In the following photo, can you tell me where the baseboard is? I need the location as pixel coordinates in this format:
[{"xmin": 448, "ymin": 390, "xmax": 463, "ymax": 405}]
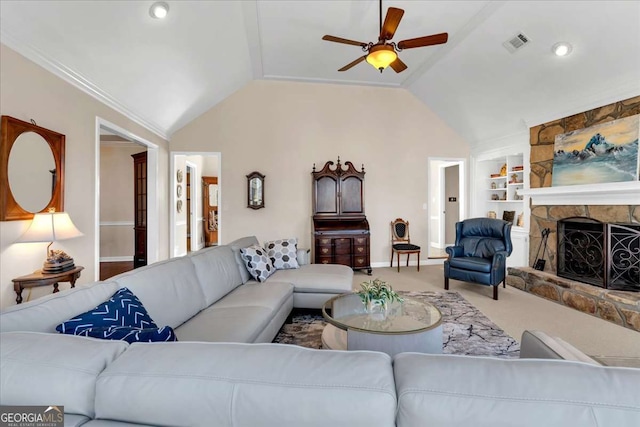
[
  {"xmin": 370, "ymin": 259, "xmax": 445, "ymax": 268},
  {"xmin": 100, "ymin": 256, "xmax": 133, "ymax": 263}
]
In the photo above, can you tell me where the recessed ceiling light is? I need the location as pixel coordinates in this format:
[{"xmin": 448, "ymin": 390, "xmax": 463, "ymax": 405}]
[
  {"xmin": 149, "ymin": 2, "xmax": 169, "ymax": 19},
  {"xmin": 552, "ymin": 42, "xmax": 573, "ymax": 57}
]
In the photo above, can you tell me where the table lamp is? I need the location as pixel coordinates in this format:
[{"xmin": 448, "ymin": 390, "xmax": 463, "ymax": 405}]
[{"xmin": 16, "ymin": 208, "xmax": 83, "ymax": 273}]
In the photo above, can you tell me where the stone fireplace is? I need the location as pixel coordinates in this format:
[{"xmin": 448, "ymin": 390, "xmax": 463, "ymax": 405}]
[{"xmin": 507, "ymin": 95, "xmax": 640, "ymax": 332}]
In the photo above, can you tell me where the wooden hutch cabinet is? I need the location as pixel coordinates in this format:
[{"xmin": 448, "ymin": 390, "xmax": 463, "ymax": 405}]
[
  {"xmin": 131, "ymin": 151, "xmax": 147, "ymax": 268},
  {"xmin": 312, "ymin": 158, "xmax": 371, "ymax": 275}
]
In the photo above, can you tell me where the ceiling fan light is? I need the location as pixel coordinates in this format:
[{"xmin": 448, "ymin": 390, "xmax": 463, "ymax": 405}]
[{"xmin": 366, "ymin": 45, "xmax": 397, "ymax": 71}]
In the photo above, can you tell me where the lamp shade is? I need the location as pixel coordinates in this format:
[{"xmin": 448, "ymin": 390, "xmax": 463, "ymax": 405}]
[
  {"xmin": 16, "ymin": 211, "xmax": 83, "ymax": 243},
  {"xmin": 366, "ymin": 45, "xmax": 397, "ymax": 70}
]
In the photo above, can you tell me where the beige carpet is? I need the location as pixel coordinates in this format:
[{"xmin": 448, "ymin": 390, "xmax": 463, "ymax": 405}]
[{"xmin": 352, "ymin": 265, "xmax": 640, "ymax": 359}]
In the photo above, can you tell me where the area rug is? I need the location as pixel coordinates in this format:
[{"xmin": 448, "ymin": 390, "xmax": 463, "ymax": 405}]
[{"xmin": 273, "ymin": 291, "xmax": 520, "ymax": 358}]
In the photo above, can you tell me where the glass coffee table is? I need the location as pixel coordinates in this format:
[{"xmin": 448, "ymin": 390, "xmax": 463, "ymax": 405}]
[{"xmin": 321, "ymin": 293, "xmax": 443, "ymax": 356}]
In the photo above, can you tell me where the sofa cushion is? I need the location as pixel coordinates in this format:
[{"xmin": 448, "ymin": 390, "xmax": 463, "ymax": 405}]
[
  {"xmin": 460, "ymin": 237, "xmax": 506, "ymax": 258},
  {"xmin": 56, "ymin": 288, "xmax": 156, "ymax": 335},
  {"xmin": 76, "ymin": 325, "xmax": 177, "ymax": 344},
  {"xmin": 0, "ymin": 332, "xmax": 128, "ymax": 419},
  {"xmin": 265, "ymin": 238, "xmax": 300, "ymax": 270},
  {"xmin": 520, "ymin": 330, "xmax": 600, "ymax": 364},
  {"xmin": 394, "ymin": 353, "xmax": 640, "ymax": 427},
  {"xmin": 0, "ymin": 281, "xmax": 120, "ymax": 333},
  {"xmin": 212, "ymin": 281, "xmax": 293, "ymax": 313},
  {"xmin": 265, "ymin": 264, "xmax": 353, "ymax": 293},
  {"xmin": 94, "ymin": 342, "xmax": 396, "ymax": 427},
  {"xmin": 188, "ymin": 245, "xmax": 243, "ymax": 306},
  {"xmin": 448, "ymin": 256, "xmax": 492, "ymax": 273},
  {"xmin": 229, "ymin": 236, "xmax": 260, "ymax": 283},
  {"xmin": 112, "ymin": 257, "xmax": 206, "ymax": 328},
  {"xmin": 240, "ymin": 245, "xmax": 275, "ymax": 282},
  {"xmin": 174, "ymin": 305, "xmax": 273, "ymax": 343}
]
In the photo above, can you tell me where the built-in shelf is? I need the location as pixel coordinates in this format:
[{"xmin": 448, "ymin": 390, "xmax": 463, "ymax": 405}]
[{"xmin": 520, "ymin": 181, "xmax": 640, "ymax": 205}]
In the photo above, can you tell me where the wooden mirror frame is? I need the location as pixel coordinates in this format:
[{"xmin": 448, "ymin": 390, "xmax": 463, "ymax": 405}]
[
  {"xmin": 0, "ymin": 116, "xmax": 65, "ymax": 221},
  {"xmin": 246, "ymin": 171, "xmax": 265, "ymax": 210}
]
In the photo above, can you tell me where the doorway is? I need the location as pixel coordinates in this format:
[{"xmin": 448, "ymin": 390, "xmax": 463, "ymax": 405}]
[
  {"xmin": 170, "ymin": 152, "xmax": 221, "ymax": 258},
  {"xmin": 427, "ymin": 158, "xmax": 466, "ymax": 259},
  {"xmin": 95, "ymin": 118, "xmax": 159, "ymax": 281}
]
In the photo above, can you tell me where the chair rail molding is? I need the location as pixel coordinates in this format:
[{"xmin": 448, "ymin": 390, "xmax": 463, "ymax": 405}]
[{"xmin": 520, "ymin": 181, "xmax": 640, "ymax": 206}]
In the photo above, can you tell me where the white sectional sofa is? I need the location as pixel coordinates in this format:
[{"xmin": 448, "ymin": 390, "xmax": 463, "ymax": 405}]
[
  {"xmin": 0, "ymin": 236, "xmax": 354, "ymax": 342},
  {"xmin": 1, "ymin": 236, "xmax": 639, "ymax": 426},
  {"xmin": 1, "ymin": 331, "xmax": 639, "ymax": 427}
]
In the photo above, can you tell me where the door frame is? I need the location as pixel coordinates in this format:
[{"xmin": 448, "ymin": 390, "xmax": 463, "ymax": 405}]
[
  {"xmin": 427, "ymin": 157, "xmax": 466, "ymax": 250},
  {"xmin": 170, "ymin": 151, "xmax": 221, "ymax": 258},
  {"xmin": 95, "ymin": 117, "xmax": 159, "ymax": 281}
]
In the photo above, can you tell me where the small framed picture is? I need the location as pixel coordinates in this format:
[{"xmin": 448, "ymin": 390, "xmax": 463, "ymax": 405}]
[{"xmin": 503, "ymin": 210, "xmax": 515, "ymax": 224}]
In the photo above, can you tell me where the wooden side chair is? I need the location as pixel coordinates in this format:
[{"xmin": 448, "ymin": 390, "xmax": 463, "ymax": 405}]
[{"xmin": 390, "ymin": 218, "xmax": 421, "ymax": 272}]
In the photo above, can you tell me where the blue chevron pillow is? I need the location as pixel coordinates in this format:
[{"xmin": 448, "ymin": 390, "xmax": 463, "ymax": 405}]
[
  {"xmin": 76, "ymin": 325, "xmax": 177, "ymax": 343},
  {"xmin": 56, "ymin": 287, "xmax": 157, "ymax": 335}
]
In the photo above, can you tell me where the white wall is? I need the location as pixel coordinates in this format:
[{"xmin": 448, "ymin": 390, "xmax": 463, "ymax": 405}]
[
  {"xmin": 99, "ymin": 144, "xmax": 141, "ymax": 260},
  {"xmin": 0, "ymin": 44, "xmax": 170, "ymax": 308},
  {"xmin": 171, "ymin": 80, "xmax": 471, "ymax": 266}
]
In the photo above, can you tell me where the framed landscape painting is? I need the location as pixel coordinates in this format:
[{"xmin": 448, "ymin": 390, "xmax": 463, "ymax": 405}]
[{"xmin": 551, "ymin": 114, "xmax": 639, "ymax": 186}]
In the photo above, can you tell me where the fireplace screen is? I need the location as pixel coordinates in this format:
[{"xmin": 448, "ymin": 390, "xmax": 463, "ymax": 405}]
[
  {"xmin": 557, "ymin": 218, "xmax": 605, "ymax": 287},
  {"xmin": 557, "ymin": 217, "xmax": 640, "ymax": 291},
  {"xmin": 608, "ymin": 223, "xmax": 640, "ymax": 291}
]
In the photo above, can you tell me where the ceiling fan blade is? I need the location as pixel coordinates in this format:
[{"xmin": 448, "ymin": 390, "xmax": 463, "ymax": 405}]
[
  {"xmin": 389, "ymin": 57, "xmax": 408, "ymax": 73},
  {"xmin": 322, "ymin": 35, "xmax": 368, "ymax": 47},
  {"xmin": 397, "ymin": 32, "xmax": 448, "ymax": 50},
  {"xmin": 380, "ymin": 7, "xmax": 404, "ymax": 40},
  {"xmin": 338, "ymin": 55, "xmax": 367, "ymax": 72}
]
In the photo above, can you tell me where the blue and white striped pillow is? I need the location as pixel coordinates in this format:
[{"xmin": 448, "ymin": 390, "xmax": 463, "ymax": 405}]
[
  {"xmin": 77, "ymin": 325, "xmax": 177, "ymax": 343},
  {"xmin": 56, "ymin": 287, "xmax": 157, "ymax": 335}
]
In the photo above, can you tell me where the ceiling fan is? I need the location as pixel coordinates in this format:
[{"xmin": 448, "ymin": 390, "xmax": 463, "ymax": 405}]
[{"xmin": 322, "ymin": 0, "xmax": 448, "ymax": 73}]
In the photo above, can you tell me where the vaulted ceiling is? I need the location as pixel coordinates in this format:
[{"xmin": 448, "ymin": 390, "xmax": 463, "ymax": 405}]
[{"xmin": 1, "ymin": 1, "xmax": 639, "ymax": 143}]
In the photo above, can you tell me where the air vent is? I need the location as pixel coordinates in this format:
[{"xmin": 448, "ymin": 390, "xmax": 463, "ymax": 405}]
[{"xmin": 503, "ymin": 32, "xmax": 531, "ymax": 53}]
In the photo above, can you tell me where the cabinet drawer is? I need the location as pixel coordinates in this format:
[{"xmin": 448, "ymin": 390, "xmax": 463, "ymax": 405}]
[
  {"xmin": 317, "ymin": 246, "xmax": 331, "ymax": 255},
  {"xmin": 317, "ymin": 256, "xmax": 332, "ymax": 265},
  {"xmin": 354, "ymin": 237, "xmax": 368, "ymax": 245},
  {"xmin": 354, "ymin": 257, "xmax": 367, "ymax": 267},
  {"xmin": 317, "ymin": 238, "xmax": 332, "ymax": 246},
  {"xmin": 354, "ymin": 245, "xmax": 366, "ymax": 254}
]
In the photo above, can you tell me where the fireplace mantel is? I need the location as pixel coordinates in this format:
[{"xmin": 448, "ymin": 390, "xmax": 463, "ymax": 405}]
[{"xmin": 520, "ymin": 181, "xmax": 640, "ymax": 205}]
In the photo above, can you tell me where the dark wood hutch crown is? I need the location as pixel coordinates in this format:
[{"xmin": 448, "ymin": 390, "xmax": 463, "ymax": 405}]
[{"xmin": 312, "ymin": 158, "xmax": 371, "ymax": 275}]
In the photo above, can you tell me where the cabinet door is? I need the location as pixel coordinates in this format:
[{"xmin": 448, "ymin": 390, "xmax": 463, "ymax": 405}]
[
  {"xmin": 333, "ymin": 238, "xmax": 352, "ymax": 255},
  {"xmin": 132, "ymin": 152, "xmax": 147, "ymax": 268},
  {"xmin": 314, "ymin": 176, "xmax": 339, "ymax": 215},
  {"xmin": 507, "ymin": 230, "xmax": 528, "ymax": 268},
  {"xmin": 339, "ymin": 176, "xmax": 364, "ymax": 215}
]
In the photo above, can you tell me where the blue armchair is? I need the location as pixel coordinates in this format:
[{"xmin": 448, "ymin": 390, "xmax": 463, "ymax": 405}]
[{"xmin": 444, "ymin": 218, "xmax": 513, "ymax": 300}]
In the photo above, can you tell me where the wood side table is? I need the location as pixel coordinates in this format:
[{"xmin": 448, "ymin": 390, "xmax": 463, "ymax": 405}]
[{"xmin": 12, "ymin": 266, "xmax": 84, "ymax": 304}]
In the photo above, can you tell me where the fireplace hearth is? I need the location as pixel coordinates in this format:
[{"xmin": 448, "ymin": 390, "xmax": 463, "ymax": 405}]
[{"xmin": 557, "ymin": 217, "xmax": 639, "ymax": 292}]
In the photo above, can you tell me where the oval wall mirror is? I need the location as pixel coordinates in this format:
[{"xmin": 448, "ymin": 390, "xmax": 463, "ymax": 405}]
[
  {"xmin": 8, "ymin": 131, "xmax": 56, "ymax": 213},
  {"xmin": 0, "ymin": 116, "xmax": 65, "ymax": 221}
]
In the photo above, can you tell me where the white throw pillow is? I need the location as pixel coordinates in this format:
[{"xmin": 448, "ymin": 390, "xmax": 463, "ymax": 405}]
[
  {"xmin": 265, "ymin": 238, "xmax": 300, "ymax": 270},
  {"xmin": 240, "ymin": 245, "xmax": 275, "ymax": 282}
]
